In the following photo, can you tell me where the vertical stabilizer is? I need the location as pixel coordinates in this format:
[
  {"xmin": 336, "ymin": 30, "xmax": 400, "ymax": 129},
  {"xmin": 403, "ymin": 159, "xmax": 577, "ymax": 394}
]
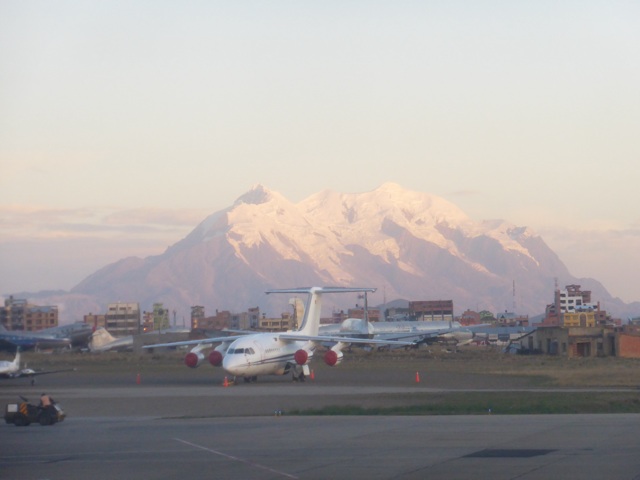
[
  {"xmin": 89, "ymin": 328, "xmax": 117, "ymax": 351},
  {"xmin": 267, "ymin": 287, "xmax": 377, "ymax": 337},
  {"xmin": 299, "ymin": 287, "xmax": 324, "ymax": 336},
  {"xmin": 12, "ymin": 348, "xmax": 21, "ymax": 370}
]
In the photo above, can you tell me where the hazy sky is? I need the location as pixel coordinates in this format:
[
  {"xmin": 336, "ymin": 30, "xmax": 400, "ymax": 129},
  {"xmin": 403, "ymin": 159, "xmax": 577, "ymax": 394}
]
[{"xmin": 1, "ymin": 1, "xmax": 639, "ymax": 304}]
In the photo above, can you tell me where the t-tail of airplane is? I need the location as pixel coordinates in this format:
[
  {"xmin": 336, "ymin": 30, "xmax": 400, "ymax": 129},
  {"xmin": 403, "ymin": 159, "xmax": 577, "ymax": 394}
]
[{"xmin": 267, "ymin": 287, "xmax": 377, "ymax": 337}]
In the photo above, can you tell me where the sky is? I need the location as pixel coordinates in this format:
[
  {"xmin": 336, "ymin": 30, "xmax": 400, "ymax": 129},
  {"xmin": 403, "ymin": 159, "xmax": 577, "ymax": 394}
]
[{"xmin": 1, "ymin": 1, "xmax": 639, "ymax": 304}]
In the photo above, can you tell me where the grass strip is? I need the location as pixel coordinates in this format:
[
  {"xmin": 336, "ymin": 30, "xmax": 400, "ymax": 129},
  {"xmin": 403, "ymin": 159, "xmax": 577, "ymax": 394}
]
[{"xmin": 290, "ymin": 392, "xmax": 640, "ymax": 415}]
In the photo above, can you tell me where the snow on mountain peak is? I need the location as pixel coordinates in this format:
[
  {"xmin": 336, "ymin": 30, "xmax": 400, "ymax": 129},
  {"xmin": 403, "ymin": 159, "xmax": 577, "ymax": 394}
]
[
  {"xmin": 234, "ymin": 184, "xmax": 277, "ymax": 206},
  {"xmin": 297, "ymin": 183, "xmax": 474, "ymax": 265},
  {"xmin": 178, "ymin": 183, "xmax": 542, "ymax": 283}
]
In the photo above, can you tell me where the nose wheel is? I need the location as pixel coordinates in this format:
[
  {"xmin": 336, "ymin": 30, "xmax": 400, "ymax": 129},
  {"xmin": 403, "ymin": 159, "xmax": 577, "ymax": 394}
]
[{"xmin": 291, "ymin": 365, "xmax": 306, "ymax": 382}]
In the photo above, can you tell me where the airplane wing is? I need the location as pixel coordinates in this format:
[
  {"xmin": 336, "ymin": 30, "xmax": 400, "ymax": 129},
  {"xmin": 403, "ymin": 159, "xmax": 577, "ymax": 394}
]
[
  {"xmin": 144, "ymin": 333, "xmax": 415, "ymax": 350},
  {"xmin": 278, "ymin": 333, "xmax": 415, "ymax": 346},
  {"xmin": 3, "ymin": 368, "xmax": 77, "ymax": 379},
  {"xmin": 372, "ymin": 327, "xmax": 461, "ymax": 342},
  {"xmin": 217, "ymin": 329, "xmax": 256, "ymax": 335},
  {"xmin": 142, "ymin": 334, "xmax": 247, "ymax": 350}
]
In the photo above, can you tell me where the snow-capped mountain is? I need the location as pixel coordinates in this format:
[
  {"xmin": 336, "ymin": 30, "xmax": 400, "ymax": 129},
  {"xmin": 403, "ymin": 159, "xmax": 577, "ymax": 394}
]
[{"xmin": 33, "ymin": 183, "xmax": 636, "ymax": 322}]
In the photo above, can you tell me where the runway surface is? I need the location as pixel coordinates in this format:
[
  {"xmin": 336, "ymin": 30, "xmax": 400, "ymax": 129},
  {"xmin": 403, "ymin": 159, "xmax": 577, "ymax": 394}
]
[
  {"xmin": 0, "ymin": 357, "xmax": 640, "ymax": 480},
  {"xmin": 2, "ymin": 413, "xmax": 640, "ymax": 479},
  {"xmin": 2, "ymin": 367, "xmax": 640, "ymax": 479}
]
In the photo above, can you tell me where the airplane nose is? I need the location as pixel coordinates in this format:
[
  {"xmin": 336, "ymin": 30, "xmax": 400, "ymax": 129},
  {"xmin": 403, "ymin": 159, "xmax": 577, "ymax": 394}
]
[{"xmin": 223, "ymin": 356, "xmax": 245, "ymax": 376}]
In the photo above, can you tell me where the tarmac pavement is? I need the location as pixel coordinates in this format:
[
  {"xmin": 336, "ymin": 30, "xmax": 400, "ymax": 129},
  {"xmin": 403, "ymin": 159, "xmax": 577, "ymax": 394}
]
[
  {"xmin": 2, "ymin": 413, "xmax": 640, "ymax": 479},
  {"xmin": 1, "ymin": 366, "xmax": 640, "ymax": 479}
]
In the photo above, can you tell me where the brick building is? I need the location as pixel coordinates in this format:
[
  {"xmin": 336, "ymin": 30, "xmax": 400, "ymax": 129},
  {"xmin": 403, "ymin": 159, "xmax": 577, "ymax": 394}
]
[
  {"xmin": 1, "ymin": 296, "xmax": 58, "ymax": 331},
  {"xmin": 532, "ymin": 326, "xmax": 616, "ymax": 357}
]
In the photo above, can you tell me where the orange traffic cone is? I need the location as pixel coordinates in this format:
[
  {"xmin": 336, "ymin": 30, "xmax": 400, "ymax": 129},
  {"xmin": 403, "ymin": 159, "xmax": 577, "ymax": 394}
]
[
  {"xmin": 415, "ymin": 371, "xmax": 420, "ymax": 383},
  {"xmin": 223, "ymin": 376, "xmax": 229, "ymax": 387},
  {"xmin": 310, "ymin": 369, "xmax": 315, "ymax": 381}
]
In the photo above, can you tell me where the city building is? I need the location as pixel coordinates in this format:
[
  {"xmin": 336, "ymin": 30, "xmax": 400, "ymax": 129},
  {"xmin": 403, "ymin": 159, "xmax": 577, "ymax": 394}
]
[
  {"xmin": 105, "ymin": 302, "xmax": 141, "ymax": 336},
  {"xmin": 1, "ymin": 296, "xmax": 59, "ymax": 331},
  {"xmin": 495, "ymin": 311, "xmax": 530, "ymax": 327},
  {"xmin": 610, "ymin": 321, "xmax": 640, "ymax": 358},
  {"xmin": 459, "ymin": 309, "xmax": 482, "ymax": 326},
  {"xmin": 84, "ymin": 312, "xmax": 107, "ymax": 330},
  {"xmin": 532, "ymin": 326, "xmax": 616, "ymax": 358},
  {"xmin": 146, "ymin": 303, "xmax": 169, "ymax": 331},
  {"xmin": 190, "ymin": 306, "xmax": 205, "ymax": 329},
  {"xmin": 540, "ymin": 285, "xmax": 606, "ymax": 327},
  {"xmin": 346, "ymin": 307, "xmax": 381, "ymax": 322},
  {"xmin": 191, "ymin": 308, "xmax": 231, "ymax": 331},
  {"xmin": 408, "ymin": 300, "xmax": 454, "ymax": 322},
  {"xmin": 258, "ymin": 312, "xmax": 295, "ymax": 331}
]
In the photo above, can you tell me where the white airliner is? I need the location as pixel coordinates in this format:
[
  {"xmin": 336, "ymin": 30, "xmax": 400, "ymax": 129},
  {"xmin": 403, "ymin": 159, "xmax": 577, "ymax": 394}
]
[
  {"xmin": 88, "ymin": 326, "xmax": 191, "ymax": 352},
  {"xmin": 0, "ymin": 349, "xmax": 25, "ymax": 378},
  {"xmin": 320, "ymin": 318, "xmax": 476, "ymax": 345},
  {"xmin": 144, "ymin": 287, "xmax": 415, "ymax": 382}
]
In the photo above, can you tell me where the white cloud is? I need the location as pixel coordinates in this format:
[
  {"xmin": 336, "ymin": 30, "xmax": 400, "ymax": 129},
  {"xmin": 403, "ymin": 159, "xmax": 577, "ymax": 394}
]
[{"xmin": 0, "ymin": 205, "xmax": 207, "ymax": 293}]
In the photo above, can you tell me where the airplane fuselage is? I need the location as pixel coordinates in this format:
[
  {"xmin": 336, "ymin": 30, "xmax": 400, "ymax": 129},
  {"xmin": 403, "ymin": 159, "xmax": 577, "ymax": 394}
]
[
  {"xmin": 222, "ymin": 333, "xmax": 314, "ymax": 377},
  {"xmin": 0, "ymin": 333, "xmax": 71, "ymax": 351},
  {"xmin": 144, "ymin": 287, "xmax": 415, "ymax": 382}
]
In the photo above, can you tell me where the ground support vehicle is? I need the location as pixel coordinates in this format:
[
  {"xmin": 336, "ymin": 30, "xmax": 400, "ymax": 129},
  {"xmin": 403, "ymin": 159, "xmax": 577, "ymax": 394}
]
[{"xmin": 4, "ymin": 398, "xmax": 66, "ymax": 426}]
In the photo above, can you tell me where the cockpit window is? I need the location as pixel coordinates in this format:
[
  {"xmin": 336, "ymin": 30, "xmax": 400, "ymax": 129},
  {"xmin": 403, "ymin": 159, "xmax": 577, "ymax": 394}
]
[{"xmin": 227, "ymin": 347, "xmax": 255, "ymax": 355}]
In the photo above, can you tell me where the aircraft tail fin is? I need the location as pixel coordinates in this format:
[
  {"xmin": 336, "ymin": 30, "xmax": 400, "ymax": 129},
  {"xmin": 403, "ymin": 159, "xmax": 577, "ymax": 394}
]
[
  {"xmin": 267, "ymin": 287, "xmax": 376, "ymax": 337},
  {"xmin": 89, "ymin": 328, "xmax": 117, "ymax": 351},
  {"xmin": 13, "ymin": 347, "xmax": 21, "ymax": 369}
]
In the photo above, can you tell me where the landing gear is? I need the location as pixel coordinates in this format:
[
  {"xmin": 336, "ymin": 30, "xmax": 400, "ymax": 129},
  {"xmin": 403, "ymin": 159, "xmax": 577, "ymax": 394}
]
[
  {"xmin": 243, "ymin": 376, "xmax": 258, "ymax": 383},
  {"xmin": 291, "ymin": 365, "xmax": 305, "ymax": 382}
]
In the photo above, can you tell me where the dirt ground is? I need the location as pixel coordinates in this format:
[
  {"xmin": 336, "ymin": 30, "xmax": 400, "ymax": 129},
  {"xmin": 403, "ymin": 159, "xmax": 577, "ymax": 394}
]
[{"xmin": 6, "ymin": 344, "xmax": 640, "ymax": 388}]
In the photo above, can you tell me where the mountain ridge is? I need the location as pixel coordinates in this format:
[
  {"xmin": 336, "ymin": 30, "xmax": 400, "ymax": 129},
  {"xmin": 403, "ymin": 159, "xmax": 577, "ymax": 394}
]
[{"xmin": 15, "ymin": 184, "xmax": 640, "ymax": 323}]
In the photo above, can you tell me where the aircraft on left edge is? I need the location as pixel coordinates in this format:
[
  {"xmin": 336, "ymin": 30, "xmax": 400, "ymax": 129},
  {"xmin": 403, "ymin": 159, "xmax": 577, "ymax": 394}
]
[
  {"xmin": 0, "ymin": 323, "xmax": 87, "ymax": 351},
  {"xmin": 0, "ymin": 348, "xmax": 76, "ymax": 382},
  {"xmin": 144, "ymin": 286, "xmax": 416, "ymax": 383}
]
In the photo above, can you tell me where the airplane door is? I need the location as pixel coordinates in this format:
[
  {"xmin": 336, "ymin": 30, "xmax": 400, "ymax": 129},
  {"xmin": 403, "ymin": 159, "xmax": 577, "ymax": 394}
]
[{"xmin": 253, "ymin": 341, "xmax": 264, "ymax": 362}]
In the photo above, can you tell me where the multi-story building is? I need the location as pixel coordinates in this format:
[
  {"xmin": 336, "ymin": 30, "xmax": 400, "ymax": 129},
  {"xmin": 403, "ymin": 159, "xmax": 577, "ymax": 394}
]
[
  {"xmin": 149, "ymin": 303, "xmax": 170, "ymax": 331},
  {"xmin": 105, "ymin": 302, "xmax": 141, "ymax": 336},
  {"xmin": 190, "ymin": 306, "xmax": 205, "ymax": 329},
  {"xmin": 409, "ymin": 300, "xmax": 454, "ymax": 322},
  {"xmin": 562, "ymin": 311, "xmax": 596, "ymax": 328},
  {"xmin": 258, "ymin": 313, "xmax": 295, "ymax": 332},
  {"xmin": 556, "ymin": 284, "xmax": 598, "ymax": 314},
  {"xmin": 1, "ymin": 296, "xmax": 58, "ymax": 331},
  {"xmin": 346, "ymin": 307, "xmax": 381, "ymax": 322},
  {"xmin": 541, "ymin": 285, "xmax": 602, "ymax": 327},
  {"xmin": 191, "ymin": 308, "xmax": 231, "ymax": 331},
  {"xmin": 227, "ymin": 307, "xmax": 260, "ymax": 330},
  {"xmin": 84, "ymin": 312, "xmax": 107, "ymax": 330},
  {"xmin": 459, "ymin": 309, "xmax": 482, "ymax": 326}
]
